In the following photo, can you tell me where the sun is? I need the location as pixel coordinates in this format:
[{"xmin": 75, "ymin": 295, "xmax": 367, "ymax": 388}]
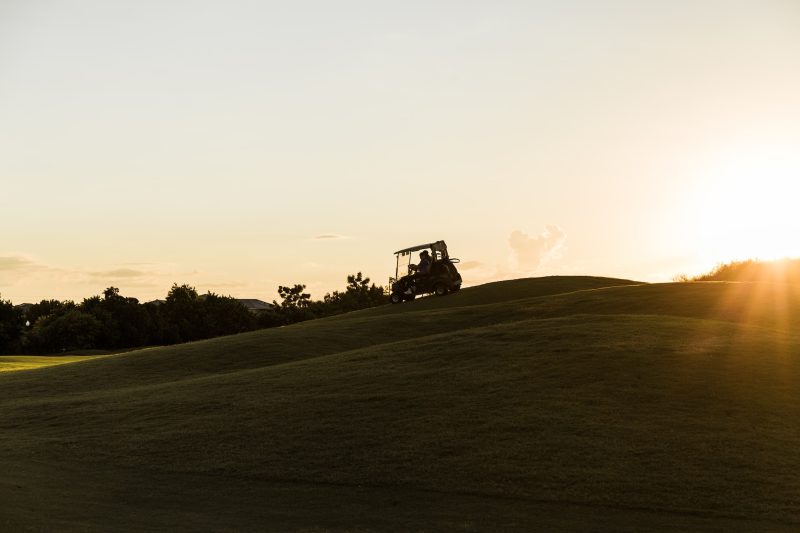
[{"xmin": 689, "ymin": 147, "xmax": 800, "ymax": 266}]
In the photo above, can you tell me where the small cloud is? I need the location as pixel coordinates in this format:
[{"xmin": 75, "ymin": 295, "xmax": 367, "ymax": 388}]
[
  {"xmin": 508, "ymin": 226, "xmax": 566, "ymax": 272},
  {"xmin": 0, "ymin": 256, "xmax": 34, "ymax": 271},
  {"xmin": 89, "ymin": 268, "xmax": 148, "ymax": 279},
  {"xmin": 0, "ymin": 255, "xmax": 48, "ymax": 272},
  {"xmin": 209, "ymin": 281, "xmax": 252, "ymax": 289},
  {"xmin": 121, "ymin": 262, "xmax": 159, "ymax": 267},
  {"xmin": 200, "ymin": 280, "xmax": 253, "ymax": 291},
  {"xmin": 112, "ymin": 280, "xmax": 160, "ymax": 289},
  {"xmin": 313, "ymin": 234, "xmax": 348, "ymax": 240},
  {"xmin": 0, "ymin": 255, "xmax": 52, "ymax": 285},
  {"xmin": 459, "ymin": 260, "xmax": 484, "ymax": 271}
]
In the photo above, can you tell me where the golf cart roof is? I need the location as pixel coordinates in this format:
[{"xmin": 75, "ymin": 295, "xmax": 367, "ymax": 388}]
[{"xmin": 394, "ymin": 240, "xmax": 448, "ymax": 256}]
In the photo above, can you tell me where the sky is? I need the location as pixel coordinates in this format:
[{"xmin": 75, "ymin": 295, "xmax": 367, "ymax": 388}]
[{"xmin": 1, "ymin": 0, "xmax": 799, "ymax": 303}]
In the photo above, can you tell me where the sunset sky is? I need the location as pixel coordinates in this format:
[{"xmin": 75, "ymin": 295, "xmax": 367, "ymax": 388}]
[{"xmin": 2, "ymin": 1, "xmax": 799, "ymax": 303}]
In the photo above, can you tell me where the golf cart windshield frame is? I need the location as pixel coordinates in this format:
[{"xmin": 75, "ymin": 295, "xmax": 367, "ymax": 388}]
[{"xmin": 394, "ymin": 240, "xmax": 449, "ymax": 279}]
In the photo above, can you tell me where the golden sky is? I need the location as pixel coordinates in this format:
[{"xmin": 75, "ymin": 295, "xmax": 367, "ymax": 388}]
[{"xmin": 2, "ymin": 1, "xmax": 799, "ymax": 303}]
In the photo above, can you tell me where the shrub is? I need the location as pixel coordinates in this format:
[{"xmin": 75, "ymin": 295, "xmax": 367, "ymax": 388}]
[{"xmin": 687, "ymin": 258, "xmax": 800, "ymax": 284}]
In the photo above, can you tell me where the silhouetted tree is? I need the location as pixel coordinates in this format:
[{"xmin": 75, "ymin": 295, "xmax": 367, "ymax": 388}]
[
  {"xmin": 255, "ymin": 306, "xmax": 284, "ymax": 329},
  {"xmin": 79, "ymin": 287, "xmax": 152, "ymax": 349},
  {"xmin": 273, "ymin": 284, "xmax": 314, "ymax": 324},
  {"xmin": 26, "ymin": 309, "xmax": 103, "ymax": 353},
  {"xmin": 0, "ymin": 296, "xmax": 23, "ymax": 354},
  {"xmin": 25, "ymin": 299, "xmax": 73, "ymax": 327},
  {"xmin": 200, "ymin": 292, "xmax": 256, "ymax": 337},
  {"xmin": 162, "ymin": 284, "xmax": 203, "ymax": 343},
  {"xmin": 317, "ymin": 273, "xmax": 389, "ymax": 315}
]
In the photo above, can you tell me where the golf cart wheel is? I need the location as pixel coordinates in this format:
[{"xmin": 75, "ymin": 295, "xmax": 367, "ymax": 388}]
[
  {"xmin": 434, "ymin": 283, "xmax": 448, "ymax": 296},
  {"xmin": 390, "ymin": 293, "xmax": 403, "ymax": 304}
]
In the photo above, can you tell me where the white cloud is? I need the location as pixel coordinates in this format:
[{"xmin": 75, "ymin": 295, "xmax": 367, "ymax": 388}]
[
  {"xmin": 453, "ymin": 226, "xmax": 569, "ymax": 288},
  {"xmin": 508, "ymin": 226, "xmax": 566, "ymax": 272}
]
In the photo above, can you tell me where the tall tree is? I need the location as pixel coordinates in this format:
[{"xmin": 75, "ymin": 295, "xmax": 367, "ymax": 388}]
[
  {"xmin": 274, "ymin": 284, "xmax": 313, "ymax": 324},
  {"xmin": 0, "ymin": 296, "xmax": 23, "ymax": 354},
  {"xmin": 162, "ymin": 284, "xmax": 203, "ymax": 343},
  {"xmin": 26, "ymin": 310, "xmax": 102, "ymax": 353}
]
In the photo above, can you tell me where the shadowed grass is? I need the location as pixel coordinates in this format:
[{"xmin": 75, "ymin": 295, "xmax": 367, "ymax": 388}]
[{"xmin": 1, "ymin": 276, "xmax": 799, "ymax": 531}]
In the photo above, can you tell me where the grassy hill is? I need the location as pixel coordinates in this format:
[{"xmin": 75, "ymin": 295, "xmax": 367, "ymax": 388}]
[{"xmin": 1, "ymin": 276, "xmax": 799, "ymax": 531}]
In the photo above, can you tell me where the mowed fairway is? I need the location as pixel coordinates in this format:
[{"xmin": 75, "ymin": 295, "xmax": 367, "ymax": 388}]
[{"xmin": 1, "ymin": 277, "xmax": 799, "ymax": 531}]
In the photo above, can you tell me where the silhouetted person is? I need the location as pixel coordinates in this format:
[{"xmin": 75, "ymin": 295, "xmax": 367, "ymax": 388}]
[
  {"xmin": 417, "ymin": 250, "xmax": 431, "ymax": 276},
  {"xmin": 406, "ymin": 251, "xmax": 432, "ymax": 295}
]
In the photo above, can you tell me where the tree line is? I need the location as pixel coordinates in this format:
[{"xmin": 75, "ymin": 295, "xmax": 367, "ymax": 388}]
[{"xmin": 0, "ymin": 272, "xmax": 387, "ymax": 355}]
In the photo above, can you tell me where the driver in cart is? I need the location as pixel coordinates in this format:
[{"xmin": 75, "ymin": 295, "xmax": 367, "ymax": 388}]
[
  {"xmin": 408, "ymin": 250, "xmax": 432, "ymax": 287},
  {"xmin": 416, "ymin": 250, "xmax": 431, "ymax": 276}
]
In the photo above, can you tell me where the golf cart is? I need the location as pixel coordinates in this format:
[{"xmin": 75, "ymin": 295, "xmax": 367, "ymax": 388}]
[{"xmin": 390, "ymin": 240, "xmax": 462, "ymax": 304}]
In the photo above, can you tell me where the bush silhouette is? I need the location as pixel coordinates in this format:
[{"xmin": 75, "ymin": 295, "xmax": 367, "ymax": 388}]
[{"xmin": 687, "ymin": 258, "xmax": 800, "ymax": 284}]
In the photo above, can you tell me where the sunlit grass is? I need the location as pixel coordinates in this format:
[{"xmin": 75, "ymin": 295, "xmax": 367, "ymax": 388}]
[{"xmin": 0, "ymin": 356, "xmax": 94, "ymax": 373}]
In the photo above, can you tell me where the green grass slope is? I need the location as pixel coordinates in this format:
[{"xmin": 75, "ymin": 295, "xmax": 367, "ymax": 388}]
[{"xmin": 1, "ymin": 276, "xmax": 799, "ymax": 532}]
